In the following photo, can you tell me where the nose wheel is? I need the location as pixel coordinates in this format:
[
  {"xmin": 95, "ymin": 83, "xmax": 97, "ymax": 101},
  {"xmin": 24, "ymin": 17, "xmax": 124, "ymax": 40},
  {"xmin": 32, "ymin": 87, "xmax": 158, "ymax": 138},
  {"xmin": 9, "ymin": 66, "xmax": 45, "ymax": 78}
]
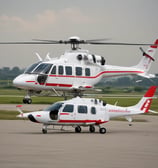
[
  {"xmin": 23, "ymin": 98, "xmax": 32, "ymax": 104},
  {"xmin": 42, "ymin": 125, "xmax": 48, "ymax": 134},
  {"xmin": 23, "ymin": 90, "xmax": 33, "ymax": 104}
]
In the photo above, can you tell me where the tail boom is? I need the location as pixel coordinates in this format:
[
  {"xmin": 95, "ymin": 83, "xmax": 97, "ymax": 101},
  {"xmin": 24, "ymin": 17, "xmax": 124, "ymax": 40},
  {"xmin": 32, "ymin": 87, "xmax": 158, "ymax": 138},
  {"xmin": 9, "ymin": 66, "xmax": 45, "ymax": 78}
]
[{"xmin": 107, "ymin": 86, "xmax": 157, "ymax": 119}]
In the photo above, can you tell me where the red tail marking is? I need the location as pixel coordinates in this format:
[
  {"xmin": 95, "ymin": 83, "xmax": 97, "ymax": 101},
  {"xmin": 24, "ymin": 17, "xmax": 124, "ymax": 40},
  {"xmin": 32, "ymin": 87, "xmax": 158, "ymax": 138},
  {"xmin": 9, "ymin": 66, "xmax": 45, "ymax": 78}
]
[
  {"xmin": 141, "ymin": 99, "xmax": 152, "ymax": 113},
  {"xmin": 144, "ymin": 86, "xmax": 157, "ymax": 97},
  {"xmin": 151, "ymin": 39, "xmax": 158, "ymax": 48}
]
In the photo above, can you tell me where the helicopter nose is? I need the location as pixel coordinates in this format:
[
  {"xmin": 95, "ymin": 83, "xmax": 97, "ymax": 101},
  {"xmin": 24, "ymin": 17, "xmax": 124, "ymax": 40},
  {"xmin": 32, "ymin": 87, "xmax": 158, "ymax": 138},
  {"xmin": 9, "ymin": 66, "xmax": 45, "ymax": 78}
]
[
  {"xmin": 13, "ymin": 75, "xmax": 24, "ymax": 87},
  {"xmin": 28, "ymin": 114, "xmax": 39, "ymax": 123},
  {"xmin": 13, "ymin": 74, "xmax": 36, "ymax": 89}
]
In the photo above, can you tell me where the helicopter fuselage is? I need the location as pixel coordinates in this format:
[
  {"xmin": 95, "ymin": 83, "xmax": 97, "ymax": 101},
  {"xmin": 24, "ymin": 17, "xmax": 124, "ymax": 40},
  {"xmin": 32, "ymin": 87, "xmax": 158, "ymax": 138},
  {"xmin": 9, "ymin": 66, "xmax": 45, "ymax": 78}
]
[{"xmin": 13, "ymin": 49, "xmax": 143, "ymax": 93}]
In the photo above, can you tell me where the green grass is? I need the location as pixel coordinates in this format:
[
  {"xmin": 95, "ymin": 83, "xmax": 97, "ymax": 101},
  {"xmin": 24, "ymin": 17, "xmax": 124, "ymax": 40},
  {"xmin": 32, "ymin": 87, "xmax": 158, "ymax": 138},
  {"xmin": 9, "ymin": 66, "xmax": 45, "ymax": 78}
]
[
  {"xmin": 0, "ymin": 89, "xmax": 25, "ymax": 95},
  {"xmin": 0, "ymin": 88, "xmax": 157, "ymax": 120},
  {"xmin": 0, "ymin": 95, "xmax": 157, "ymax": 111},
  {"xmin": 0, "ymin": 98, "xmax": 157, "ymax": 120},
  {"xmin": 0, "ymin": 96, "xmax": 64, "ymax": 104},
  {"xmin": 0, "ymin": 110, "xmax": 20, "ymax": 120}
]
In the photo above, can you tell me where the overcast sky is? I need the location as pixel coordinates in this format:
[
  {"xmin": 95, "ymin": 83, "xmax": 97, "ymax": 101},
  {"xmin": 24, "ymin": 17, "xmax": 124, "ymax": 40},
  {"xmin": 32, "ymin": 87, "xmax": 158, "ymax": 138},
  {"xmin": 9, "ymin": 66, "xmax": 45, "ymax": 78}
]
[{"xmin": 0, "ymin": 0, "xmax": 157, "ymax": 73}]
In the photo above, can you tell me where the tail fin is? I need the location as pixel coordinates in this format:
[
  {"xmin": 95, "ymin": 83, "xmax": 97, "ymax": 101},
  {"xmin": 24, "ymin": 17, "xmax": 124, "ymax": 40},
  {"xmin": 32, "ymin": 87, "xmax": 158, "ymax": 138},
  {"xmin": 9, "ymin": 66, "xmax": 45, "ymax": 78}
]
[
  {"xmin": 135, "ymin": 39, "xmax": 158, "ymax": 74},
  {"xmin": 132, "ymin": 86, "xmax": 157, "ymax": 113}
]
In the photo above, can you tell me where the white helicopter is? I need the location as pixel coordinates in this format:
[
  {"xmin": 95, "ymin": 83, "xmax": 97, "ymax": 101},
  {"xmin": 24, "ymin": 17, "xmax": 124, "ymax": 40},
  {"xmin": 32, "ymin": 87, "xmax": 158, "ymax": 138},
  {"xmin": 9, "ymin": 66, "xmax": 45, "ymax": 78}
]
[
  {"xmin": 17, "ymin": 86, "xmax": 157, "ymax": 134},
  {"xmin": 1, "ymin": 36, "xmax": 158, "ymax": 103}
]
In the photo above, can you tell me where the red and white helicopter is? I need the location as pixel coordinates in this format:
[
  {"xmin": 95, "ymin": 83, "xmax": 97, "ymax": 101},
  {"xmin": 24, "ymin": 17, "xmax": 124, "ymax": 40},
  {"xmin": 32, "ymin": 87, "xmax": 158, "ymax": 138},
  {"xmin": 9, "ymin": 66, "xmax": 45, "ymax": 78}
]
[
  {"xmin": 1, "ymin": 36, "xmax": 158, "ymax": 103},
  {"xmin": 17, "ymin": 86, "xmax": 157, "ymax": 134}
]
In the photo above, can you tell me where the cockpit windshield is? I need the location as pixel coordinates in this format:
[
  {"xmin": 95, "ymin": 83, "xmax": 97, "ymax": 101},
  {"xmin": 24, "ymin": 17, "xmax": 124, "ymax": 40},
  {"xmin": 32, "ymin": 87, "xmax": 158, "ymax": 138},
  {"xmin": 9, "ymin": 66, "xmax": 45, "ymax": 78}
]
[
  {"xmin": 24, "ymin": 62, "xmax": 41, "ymax": 74},
  {"xmin": 25, "ymin": 63, "xmax": 52, "ymax": 74},
  {"xmin": 33, "ymin": 63, "xmax": 52, "ymax": 74},
  {"xmin": 44, "ymin": 102, "xmax": 63, "ymax": 111}
]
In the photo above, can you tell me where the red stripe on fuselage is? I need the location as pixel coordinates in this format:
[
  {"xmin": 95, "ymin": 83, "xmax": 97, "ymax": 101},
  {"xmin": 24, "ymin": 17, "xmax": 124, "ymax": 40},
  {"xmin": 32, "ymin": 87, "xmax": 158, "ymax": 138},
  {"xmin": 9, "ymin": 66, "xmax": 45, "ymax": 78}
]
[
  {"xmin": 60, "ymin": 113, "xmax": 70, "ymax": 115},
  {"xmin": 25, "ymin": 70, "xmax": 143, "ymax": 88},
  {"xmin": 58, "ymin": 120, "xmax": 108, "ymax": 124},
  {"xmin": 26, "ymin": 81, "xmax": 36, "ymax": 83},
  {"xmin": 49, "ymin": 70, "xmax": 143, "ymax": 79},
  {"xmin": 46, "ymin": 83, "xmax": 73, "ymax": 87}
]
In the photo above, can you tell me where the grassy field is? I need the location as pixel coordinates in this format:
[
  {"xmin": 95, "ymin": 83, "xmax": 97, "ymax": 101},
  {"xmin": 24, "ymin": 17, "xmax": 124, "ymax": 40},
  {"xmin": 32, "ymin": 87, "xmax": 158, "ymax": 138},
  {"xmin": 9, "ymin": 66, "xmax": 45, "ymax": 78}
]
[
  {"xmin": 0, "ymin": 97, "xmax": 157, "ymax": 120},
  {"xmin": 0, "ymin": 110, "xmax": 20, "ymax": 120},
  {"xmin": 0, "ymin": 88, "xmax": 157, "ymax": 120},
  {"xmin": 0, "ymin": 96, "xmax": 64, "ymax": 104}
]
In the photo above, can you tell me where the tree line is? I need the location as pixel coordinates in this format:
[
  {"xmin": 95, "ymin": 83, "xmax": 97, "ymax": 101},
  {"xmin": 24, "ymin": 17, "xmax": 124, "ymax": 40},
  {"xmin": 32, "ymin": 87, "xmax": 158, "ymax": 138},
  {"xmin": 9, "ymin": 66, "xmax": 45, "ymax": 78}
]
[
  {"xmin": 0, "ymin": 66, "xmax": 158, "ymax": 89},
  {"xmin": 98, "ymin": 74, "xmax": 158, "ymax": 88},
  {"xmin": 0, "ymin": 67, "xmax": 24, "ymax": 80}
]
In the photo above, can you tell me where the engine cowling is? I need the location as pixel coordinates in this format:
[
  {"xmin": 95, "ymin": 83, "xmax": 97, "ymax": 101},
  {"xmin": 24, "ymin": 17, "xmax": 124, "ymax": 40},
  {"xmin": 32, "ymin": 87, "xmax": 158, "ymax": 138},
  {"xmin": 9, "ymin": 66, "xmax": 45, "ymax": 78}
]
[{"xmin": 82, "ymin": 54, "xmax": 106, "ymax": 65}]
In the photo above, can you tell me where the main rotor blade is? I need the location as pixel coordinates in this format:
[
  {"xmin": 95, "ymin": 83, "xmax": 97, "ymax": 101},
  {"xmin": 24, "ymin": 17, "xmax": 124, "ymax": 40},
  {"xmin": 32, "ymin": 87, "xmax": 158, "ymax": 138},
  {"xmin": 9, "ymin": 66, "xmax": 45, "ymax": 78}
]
[
  {"xmin": 0, "ymin": 40, "xmax": 157, "ymax": 46},
  {"xmin": 88, "ymin": 42, "xmax": 157, "ymax": 46},
  {"xmin": 32, "ymin": 39, "xmax": 61, "ymax": 43},
  {"xmin": 0, "ymin": 41, "xmax": 55, "ymax": 44},
  {"xmin": 86, "ymin": 38, "xmax": 110, "ymax": 42}
]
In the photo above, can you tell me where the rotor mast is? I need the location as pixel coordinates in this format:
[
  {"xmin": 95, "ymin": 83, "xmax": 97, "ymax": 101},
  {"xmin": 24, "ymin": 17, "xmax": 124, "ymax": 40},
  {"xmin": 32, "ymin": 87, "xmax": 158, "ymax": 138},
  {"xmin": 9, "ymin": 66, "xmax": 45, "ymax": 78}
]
[{"xmin": 68, "ymin": 36, "xmax": 82, "ymax": 50}]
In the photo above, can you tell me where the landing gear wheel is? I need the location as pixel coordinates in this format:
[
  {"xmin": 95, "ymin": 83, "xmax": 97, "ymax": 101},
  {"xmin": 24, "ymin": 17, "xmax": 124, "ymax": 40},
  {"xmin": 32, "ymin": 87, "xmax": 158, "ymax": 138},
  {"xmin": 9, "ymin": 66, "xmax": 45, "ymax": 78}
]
[
  {"xmin": 42, "ymin": 128, "xmax": 47, "ymax": 134},
  {"xmin": 23, "ymin": 98, "xmax": 32, "ymax": 104},
  {"xmin": 99, "ymin": 127, "xmax": 106, "ymax": 134},
  {"xmin": 75, "ymin": 126, "xmax": 81, "ymax": 133},
  {"xmin": 89, "ymin": 125, "xmax": 95, "ymax": 133}
]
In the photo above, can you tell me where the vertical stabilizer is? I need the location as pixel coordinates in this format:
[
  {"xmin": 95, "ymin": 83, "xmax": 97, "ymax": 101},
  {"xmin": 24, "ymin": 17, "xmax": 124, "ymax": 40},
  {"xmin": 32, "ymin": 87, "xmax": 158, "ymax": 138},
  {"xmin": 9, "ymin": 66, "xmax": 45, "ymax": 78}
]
[
  {"xmin": 135, "ymin": 39, "xmax": 158, "ymax": 73},
  {"xmin": 131, "ymin": 86, "xmax": 157, "ymax": 113},
  {"xmin": 136, "ymin": 39, "xmax": 158, "ymax": 73}
]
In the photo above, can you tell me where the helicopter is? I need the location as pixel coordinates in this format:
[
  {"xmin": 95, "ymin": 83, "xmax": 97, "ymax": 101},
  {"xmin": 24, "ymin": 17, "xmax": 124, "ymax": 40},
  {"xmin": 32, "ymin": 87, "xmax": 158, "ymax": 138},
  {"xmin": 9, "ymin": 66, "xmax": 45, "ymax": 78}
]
[
  {"xmin": 1, "ymin": 36, "xmax": 158, "ymax": 104},
  {"xmin": 17, "ymin": 86, "xmax": 157, "ymax": 134}
]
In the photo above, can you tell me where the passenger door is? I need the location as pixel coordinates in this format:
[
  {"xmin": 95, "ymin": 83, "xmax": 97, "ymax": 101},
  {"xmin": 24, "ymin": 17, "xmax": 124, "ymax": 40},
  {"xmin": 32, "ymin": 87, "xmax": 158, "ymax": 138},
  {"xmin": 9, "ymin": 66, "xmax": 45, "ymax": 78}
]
[{"xmin": 59, "ymin": 104, "xmax": 75, "ymax": 121}]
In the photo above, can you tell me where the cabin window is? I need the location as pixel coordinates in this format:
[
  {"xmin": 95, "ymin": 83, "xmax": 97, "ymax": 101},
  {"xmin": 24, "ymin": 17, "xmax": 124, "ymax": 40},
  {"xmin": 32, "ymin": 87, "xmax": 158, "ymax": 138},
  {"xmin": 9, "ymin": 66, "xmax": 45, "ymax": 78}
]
[
  {"xmin": 76, "ymin": 67, "xmax": 82, "ymax": 76},
  {"xmin": 78, "ymin": 105, "xmax": 87, "ymax": 114},
  {"xmin": 85, "ymin": 68, "xmax": 90, "ymax": 76},
  {"xmin": 58, "ymin": 66, "xmax": 64, "ymax": 75},
  {"xmin": 63, "ymin": 104, "xmax": 74, "ymax": 113},
  {"xmin": 91, "ymin": 107, "xmax": 96, "ymax": 114},
  {"xmin": 65, "ymin": 66, "xmax": 72, "ymax": 75},
  {"xmin": 51, "ymin": 66, "xmax": 56, "ymax": 74}
]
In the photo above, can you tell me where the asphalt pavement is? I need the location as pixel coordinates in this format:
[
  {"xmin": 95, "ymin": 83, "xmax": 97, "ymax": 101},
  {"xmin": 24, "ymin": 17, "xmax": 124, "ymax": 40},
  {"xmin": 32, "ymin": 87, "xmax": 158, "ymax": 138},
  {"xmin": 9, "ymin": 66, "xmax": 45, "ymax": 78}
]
[{"xmin": 0, "ymin": 114, "xmax": 158, "ymax": 168}]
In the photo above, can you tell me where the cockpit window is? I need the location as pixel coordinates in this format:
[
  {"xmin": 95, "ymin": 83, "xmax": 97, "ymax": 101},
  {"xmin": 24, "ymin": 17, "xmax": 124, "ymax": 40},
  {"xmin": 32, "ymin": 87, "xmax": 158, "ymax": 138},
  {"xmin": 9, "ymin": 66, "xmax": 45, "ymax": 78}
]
[
  {"xmin": 45, "ymin": 102, "xmax": 63, "ymax": 111},
  {"xmin": 33, "ymin": 63, "xmax": 52, "ymax": 74},
  {"xmin": 24, "ymin": 62, "xmax": 41, "ymax": 74}
]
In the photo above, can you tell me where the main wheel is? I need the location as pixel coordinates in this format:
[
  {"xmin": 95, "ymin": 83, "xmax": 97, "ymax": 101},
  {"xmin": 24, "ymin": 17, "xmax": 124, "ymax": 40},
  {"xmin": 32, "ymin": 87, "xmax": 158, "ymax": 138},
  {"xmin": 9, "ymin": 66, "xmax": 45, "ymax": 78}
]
[
  {"xmin": 75, "ymin": 126, "xmax": 81, "ymax": 133},
  {"xmin": 99, "ymin": 127, "xmax": 106, "ymax": 134},
  {"xmin": 89, "ymin": 125, "xmax": 95, "ymax": 133},
  {"xmin": 42, "ymin": 128, "xmax": 47, "ymax": 134}
]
